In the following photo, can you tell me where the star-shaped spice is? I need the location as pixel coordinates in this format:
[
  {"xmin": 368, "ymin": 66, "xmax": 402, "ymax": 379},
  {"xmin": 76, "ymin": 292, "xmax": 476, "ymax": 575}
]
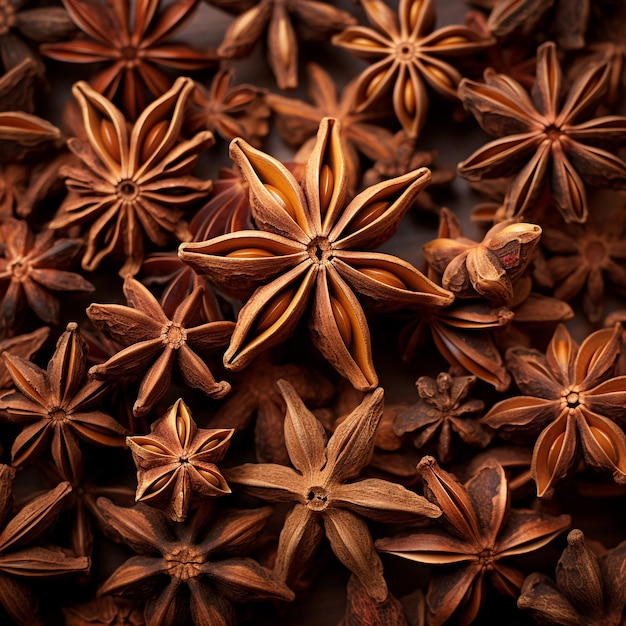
[
  {"xmin": 224, "ymin": 379, "xmax": 441, "ymax": 601},
  {"xmin": 458, "ymin": 41, "xmax": 626, "ymax": 223},
  {"xmin": 87, "ymin": 277, "xmax": 235, "ymax": 417},
  {"xmin": 482, "ymin": 323, "xmax": 626, "ymax": 498},
  {"xmin": 518, "ymin": 528, "xmax": 626, "ymax": 625},
  {"xmin": 179, "ymin": 117, "xmax": 453, "ymax": 391},
  {"xmin": 51, "ymin": 77, "xmax": 214, "ymax": 276},
  {"xmin": 376, "ymin": 457, "xmax": 571, "ymax": 626},
  {"xmin": 41, "ymin": 0, "xmax": 216, "ymax": 119},
  {"xmin": 0, "ymin": 323, "xmax": 127, "ymax": 483},
  {"xmin": 127, "ymin": 398, "xmax": 233, "ymax": 522},
  {"xmin": 332, "ymin": 0, "xmax": 493, "ymax": 138},
  {"xmin": 97, "ymin": 500, "xmax": 294, "ymax": 625}
]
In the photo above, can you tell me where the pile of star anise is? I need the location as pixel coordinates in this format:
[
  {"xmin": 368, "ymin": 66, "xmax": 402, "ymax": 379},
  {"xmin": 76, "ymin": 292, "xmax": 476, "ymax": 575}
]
[{"xmin": 2, "ymin": 0, "xmax": 626, "ymax": 624}]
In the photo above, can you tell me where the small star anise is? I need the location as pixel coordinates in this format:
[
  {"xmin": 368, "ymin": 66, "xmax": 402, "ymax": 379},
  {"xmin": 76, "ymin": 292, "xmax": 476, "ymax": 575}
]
[
  {"xmin": 87, "ymin": 277, "xmax": 235, "ymax": 417},
  {"xmin": 225, "ymin": 379, "xmax": 441, "ymax": 601},
  {"xmin": 127, "ymin": 398, "xmax": 233, "ymax": 522},
  {"xmin": 179, "ymin": 117, "xmax": 453, "ymax": 391},
  {"xmin": 376, "ymin": 457, "xmax": 571, "ymax": 626}
]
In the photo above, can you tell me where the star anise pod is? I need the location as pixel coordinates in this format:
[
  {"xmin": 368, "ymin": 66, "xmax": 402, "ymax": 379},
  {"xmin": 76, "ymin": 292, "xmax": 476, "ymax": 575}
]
[
  {"xmin": 376, "ymin": 457, "xmax": 571, "ymax": 626},
  {"xmin": 0, "ymin": 218, "xmax": 94, "ymax": 330},
  {"xmin": 87, "ymin": 277, "xmax": 234, "ymax": 417},
  {"xmin": 51, "ymin": 77, "xmax": 214, "ymax": 276},
  {"xmin": 340, "ymin": 574, "xmax": 409, "ymax": 626},
  {"xmin": 41, "ymin": 0, "xmax": 217, "ymax": 120},
  {"xmin": 96, "ymin": 499, "xmax": 294, "ymax": 625},
  {"xmin": 0, "ymin": 326, "xmax": 49, "ymax": 389},
  {"xmin": 0, "ymin": 322, "xmax": 127, "ymax": 483},
  {"xmin": 458, "ymin": 41, "xmax": 626, "ymax": 223},
  {"xmin": 224, "ymin": 379, "xmax": 442, "ymax": 601},
  {"xmin": 393, "ymin": 372, "xmax": 491, "ymax": 464},
  {"xmin": 217, "ymin": 0, "xmax": 356, "ymax": 90},
  {"xmin": 0, "ymin": 465, "xmax": 90, "ymax": 625},
  {"xmin": 179, "ymin": 117, "xmax": 453, "ymax": 391},
  {"xmin": 482, "ymin": 323, "xmax": 626, "ymax": 498},
  {"xmin": 127, "ymin": 398, "xmax": 233, "ymax": 522},
  {"xmin": 518, "ymin": 528, "xmax": 626, "ymax": 625},
  {"xmin": 332, "ymin": 0, "xmax": 494, "ymax": 139},
  {"xmin": 64, "ymin": 595, "xmax": 145, "ymax": 626}
]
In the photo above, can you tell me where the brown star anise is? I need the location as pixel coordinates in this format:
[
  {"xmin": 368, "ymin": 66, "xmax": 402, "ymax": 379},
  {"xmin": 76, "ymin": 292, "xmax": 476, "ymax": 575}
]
[
  {"xmin": 458, "ymin": 41, "xmax": 626, "ymax": 223},
  {"xmin": 0, "ymin": 218, "xmax": 94, "ymax": 329},
  {"xmin": 0, "ymin": 323, "xmax": 127, "ymax": 483},
  {"xmin": 0, "ymin": 326, "xmax": 48, "ymax": 389},
  {"xmin": 376, "ymin": 457, "xmax": 571, "ymax": 626},
  {"xmin": 224, "ymin": 379, "xmax": 442, "ymax": 601},
  {"xmin": 0, "ymin": 465, "xmax": 90, "ymax": 625},
  {"xmin": 393, "ymin": 372, "xmax": 491, "ymax": 463},
  {"xmin": 518, "ymin": 528, "xmax": 626, "ymax": 625},
  {"xmin": 41, "ymin": 0, "xmax": 216, "ymax": 119},
  {"xmin": 127, "ymin": 398, "xmax": 233, "ymax": 522},
  {"xmin": 51, "ymin": 77, "xmax": 213, "ymax": 276},
  {"xmin": 482, "ymin": 323, "xmax": 626, "ymax": 498},
  {"xmin": 179, "ymin": 117, "xmax": 453, "ymax": 391},
  {"xmin": 64, "ymin": 596, "xmax": 145, "ymax": 626},
  {"xmin": 332, "ymin": 0, "xmax": 493, "ymax": 138},
  {"xmin": 87, "ymin": 277, "xmax": 234, "ymax": 417},
  {"xmin": 97, "ymin": 499, "xmax": 294, "ymax": 625}
]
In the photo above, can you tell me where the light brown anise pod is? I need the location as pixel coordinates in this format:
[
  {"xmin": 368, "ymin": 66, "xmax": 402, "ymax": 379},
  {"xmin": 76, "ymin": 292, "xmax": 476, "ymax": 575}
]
[
  {"xmin": 127, "ymin": 398, "xmax": 233, "ymax": 522},
  {"xmin": 180, "ymin": 117, "xmax": 453, "ymax": 391}
]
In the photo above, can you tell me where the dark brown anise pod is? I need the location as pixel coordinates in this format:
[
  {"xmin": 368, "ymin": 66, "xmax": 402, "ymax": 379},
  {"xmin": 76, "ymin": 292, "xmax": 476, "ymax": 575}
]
[
  {"xmin": 96, "ymin": 499, "xmax": 294, "ymax": 625},
  {"xmin": 179, "ymin": 117, "xmax": 453, "ymax": 391},
  {"xmin": 393, "ymin": 372, "xmax": 491, "ymax": 463},
  {"xmin": 376, "ymin": 457, "xmax": 571, "ymax": 626},
  {"xmin": 458, "ymin": 41, "xmax": 626, "ymax": 223},
  {"xmin": 127, "ymin": 398, "xmax": 233, "ymax": 522},
  {"xmin": 483, "ymin": 323, "xmax": 626, "ymax": 498},
  {"xmin": 225, "ymin": 379, "xmax": 441, "ymax": 601},
  {"xmin": 518, "ymin": 528, "xmax": 626, "ymax": 625},
  {"xmin": 87, "ymin": 277, "xmax": 235, "ymax": 417}
]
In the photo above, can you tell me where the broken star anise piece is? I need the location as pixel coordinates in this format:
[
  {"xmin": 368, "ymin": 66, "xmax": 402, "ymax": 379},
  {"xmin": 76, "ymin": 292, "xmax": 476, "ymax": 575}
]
[
  {"xmin": 127, "ymin": 398, "xmax": 233, "ymax": 522},
  {"xmin": 376, "ymin": 457, "xmax": 571, "ymax": 626},
  {"xmin": 51, "ymin": 77, "xmax": 214, "ymax": 277},
  {"xmin": 87, "ymin": 277, "xmax": 235, "ymax": 418},
  {"xmin": 224, "ymin": 379, "xmax": 441, "ymax": 601},
  {"xmin": 179, "ymin": 117, "xmax": 453, "ymax": 391}
]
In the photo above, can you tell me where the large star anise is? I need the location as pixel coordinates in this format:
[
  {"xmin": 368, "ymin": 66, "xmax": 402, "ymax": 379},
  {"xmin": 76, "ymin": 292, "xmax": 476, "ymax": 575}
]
[
  {"xmin": 41, "ymin": 0, "xmax": 216, "ymax": 119},
  {"xmin": 225, "ymin": 380, "xmax": 441, "ymax": 601},
  {"xmin": 376, "ymin": 457, "xmax": 571, "ymax": 626},
  {"xmin": 97, "ymin": 499, "xmax": 294, "ymax": 625},
  {"xmin": 87, "ymin": 277, "xmax": 235, "ymax": 417},
  {"xmin": 482, "ymin": 323, "xmax": 626, "ymax": 497},
  {"xmin": 458, "ymin": 41, "xmax": 626, "ymax": 223},
  {"xmin": 51, "ymin": 77, "xmax": 214, "ymax": 276},
  {"xmin": 332, "ymin": 0, "xmax": 493, "ymax": 138},
  {"xmin": 179, "ymin": 117, "xmax": 453, "ymax": 391}
]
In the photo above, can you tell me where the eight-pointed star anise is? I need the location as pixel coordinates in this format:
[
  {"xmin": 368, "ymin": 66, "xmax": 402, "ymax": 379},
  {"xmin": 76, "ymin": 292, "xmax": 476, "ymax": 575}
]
[
  {"xmin": 224, "ymin": 379, "xmax": 442, "ymax": 601},
  {"xmin": 51, "ymin": 77, "xmax": 214, "ymax": 276},
  {"xmin": 87, "ymin": 277, "xmax": 235, "ymax": 418},
  {"xmin": 127, "ymin": 398, "xmax": 233, "ymax": 522},
  {"xmin": 458, "ymin": 41, "xmax": 626, "ymax": 223},
  {"xmin": 482, "ymin": 323, "xmax": 626, "ymax": 498},
  {"xmin": 179, "ymin": 117, "xmax": 453, "ymax": 391},
  {"xmin": 376, "ymin": 457, "xmax": 571, "ymax": 626}
]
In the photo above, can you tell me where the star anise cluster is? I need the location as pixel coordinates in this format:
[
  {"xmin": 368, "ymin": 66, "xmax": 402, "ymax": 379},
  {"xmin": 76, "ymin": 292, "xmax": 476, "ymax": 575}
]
[{"xmin": 3, "ymin": 0, "xmax": 626, "ymax": 624}]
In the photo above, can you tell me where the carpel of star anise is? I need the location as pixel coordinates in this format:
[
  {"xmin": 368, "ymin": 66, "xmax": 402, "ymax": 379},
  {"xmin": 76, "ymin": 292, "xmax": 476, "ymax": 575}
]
[
  {"xmin": 518, "ymin": 528, "xmax": 626, "ymax": 625},
  {"xmin": 51, "ymin": 77, "xmax": 214, "ymax": 276},
  {"xmin": 224, "ymin": 379, "xmax": 442, "ymax": 601},
  {"xmin": 64, "ymin": 595, "xmax": 145, "ymax": 626},
  {"xmin": 0, "ymin": 326, "xmax": 49, "ymax": 389},
  {"xmin": 458, "ymin": 41, "xmax": 626, "ymax": 223},
  {"xmin": 376, "ymin": 457, "xmax": 571, "ymax": 626},
  {"xmin": 127, "ymin": 398, "xmax": 233, "ymax": 522},
  {"xmin": 482, "ymin": 323, "xmax": 626, "ymax": 498},
  {"xmin": 179, "ymin": 117, "xmax": 454, "ymax": 391},
  {"xmin": 87, "ymin": 277, "xmax": 235, "ymax": 417},
  {"xmin": 393, "ymin": 372, "xmax": 491, "ymax": 463}
]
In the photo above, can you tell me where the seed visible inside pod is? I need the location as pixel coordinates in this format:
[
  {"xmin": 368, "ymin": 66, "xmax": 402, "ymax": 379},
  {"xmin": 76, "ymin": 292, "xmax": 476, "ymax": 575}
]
[
  {"xmin": 176, "ymin": 414, "xmax": 188, "ymax": 446},
  {"xmin": 436, "ymin": 35, "xmax": 468, "ymax": 47},
  {"xmin": 100, "ymin": 119, "xmax": 121, "ymax": 162},
  {"xmin": 403, "ymin": 80, "xmax": 416, "ymax": 116},
  {"xmin": 140, "ymin": 119, "xmax": 169, "ymax": 162},
  {"xmin": 319, "ymin": 164, "xmax": 334, "ymax": 216},
  {"xmin": 589, "ymin": 425, "xmax": 618, "ymax": 464},
  {"xmin": 226, "ymin": 248, "xmax": 276, "ymax": 259},
  {"xmin": 264, "ymin": 184, "xmax": 297, "ymax": 220},
  {"xmin": 198, "ymin": 439, "xmax": 220, "ymax": 452},
  {"xmin": 148, "ymin": 473, "xmax": 172, "ymax": 493},
  {"xmin": 359, "ymin": 267, "xmax": 407, "ymax": 289},
  {"xmin": 197, "ymin": 468, "xmax": 222, "ymax": 487},
  {"xmin": 426, "ymin": 65, "xmax": 455, "ymax": 90},
  {"xmin": 365, "ymin": 71, "xmax": 386, "ymax": 99},
  {"xmin": 255, "ymin": 288, "xmax": 295, "ymax": 333},
  {"xmin": 331, "ymin": 296, "xmax": 353, "ymax": 348},
  {"xmin": 408, "ymin": 0, "xmax": 422, "ymax": 30},
  {"xmin": 140, "ymin": 442, "xmax": 170, "ymax": 454},
  {"xmin": 547, "ymin": 431, "xmax": 565, "ymax": 476},
  {"xmin": 347, "ymin": 201, "xmax": 390, "ymax": 233},
  {"xmin": 349, "ymin": 36, "xmax": 376, "ymax": 47}
]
